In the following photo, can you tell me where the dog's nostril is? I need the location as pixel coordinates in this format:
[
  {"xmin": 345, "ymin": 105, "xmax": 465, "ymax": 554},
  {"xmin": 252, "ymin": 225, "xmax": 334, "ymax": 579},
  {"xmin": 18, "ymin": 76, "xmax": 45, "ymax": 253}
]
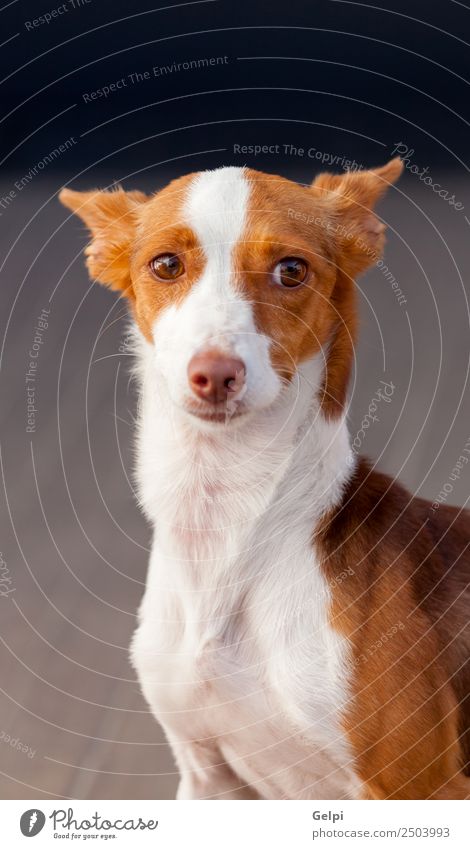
[{"xmin": 193, "ymin": 374, "xmax": 209, "ymax": 387}]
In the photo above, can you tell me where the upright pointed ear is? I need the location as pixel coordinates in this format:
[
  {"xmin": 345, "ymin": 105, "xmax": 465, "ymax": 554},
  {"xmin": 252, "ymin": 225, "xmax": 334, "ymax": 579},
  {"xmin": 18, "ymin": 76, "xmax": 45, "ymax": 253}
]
[
  {"xmin": 59, "ymin": 187, "xmax": 148, "ymax": 298},
  {"xmin": 312, "ymin": 158, "xmax": 403, "ymax": 277}
]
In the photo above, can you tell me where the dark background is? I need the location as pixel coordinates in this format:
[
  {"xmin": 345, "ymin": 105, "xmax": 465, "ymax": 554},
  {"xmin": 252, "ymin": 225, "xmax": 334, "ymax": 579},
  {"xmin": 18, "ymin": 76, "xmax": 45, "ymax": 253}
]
[
  {"xmin": 1, "ymin": 0, "xmax": 470, "ymax": 799},
  {"xmin": 2, "ymin": 0, "xmax": 470, "ymax": 175}
]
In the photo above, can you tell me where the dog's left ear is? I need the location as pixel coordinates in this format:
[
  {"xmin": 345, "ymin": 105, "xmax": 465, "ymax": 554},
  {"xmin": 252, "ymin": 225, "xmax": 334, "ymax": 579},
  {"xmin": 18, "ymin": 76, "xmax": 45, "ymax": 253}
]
[
  {"xmin": 312, "ymin": 158, "xmax": 403, "ymax": 277},
  {"xmin": 59, "ymin": 187, "xmax": 149, "ymax": 298}
]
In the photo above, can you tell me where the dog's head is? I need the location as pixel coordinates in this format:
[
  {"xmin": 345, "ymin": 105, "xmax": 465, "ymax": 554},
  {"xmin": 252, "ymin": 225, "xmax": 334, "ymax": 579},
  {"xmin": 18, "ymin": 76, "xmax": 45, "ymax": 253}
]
[{"xmin": 60, "ymin": 161, "xmax": 402, "ymax": 426}]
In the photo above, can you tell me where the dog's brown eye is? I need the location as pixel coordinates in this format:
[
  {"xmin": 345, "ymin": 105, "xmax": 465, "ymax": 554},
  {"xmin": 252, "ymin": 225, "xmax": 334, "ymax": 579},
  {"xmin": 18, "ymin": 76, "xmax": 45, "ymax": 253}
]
[
  {"xmin": 150, "ymin": 253, "xmax": 184, "ymax": 281},
  {"xmin": 273, "ymin": 257, "xmax": 308, "ymax": 288}
]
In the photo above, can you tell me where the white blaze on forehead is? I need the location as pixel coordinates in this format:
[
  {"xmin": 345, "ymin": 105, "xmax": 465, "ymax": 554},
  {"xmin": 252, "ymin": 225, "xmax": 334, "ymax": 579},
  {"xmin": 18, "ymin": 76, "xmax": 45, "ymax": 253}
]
[
  {"xmin": 175, "ymin": 166, "xmax": 255, "ymax": 352},
  {"xmin": 184, "ymin": 166, "xmax": 250, "ymax": 279},
  {"xmin": 152, "ymin": 166, "xmax": 282, "ymax": 413}
]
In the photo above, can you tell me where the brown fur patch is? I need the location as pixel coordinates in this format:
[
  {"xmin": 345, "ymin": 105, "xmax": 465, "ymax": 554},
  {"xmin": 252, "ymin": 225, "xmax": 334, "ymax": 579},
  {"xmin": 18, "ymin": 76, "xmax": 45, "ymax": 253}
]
[
  {"xmin": 319, "ymin": 459, "xmax": 470, "ymax": 799},
  {"xmin": 235, "ymin": 161, "xmax": 402, "ymax": 416}
]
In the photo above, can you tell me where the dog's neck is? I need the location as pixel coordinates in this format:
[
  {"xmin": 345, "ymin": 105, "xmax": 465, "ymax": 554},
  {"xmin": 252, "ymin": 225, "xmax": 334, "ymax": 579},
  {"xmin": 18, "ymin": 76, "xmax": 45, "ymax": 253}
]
[{"xmin": 134, "ymin": 333, "xmax": 354, "ymax": 564}]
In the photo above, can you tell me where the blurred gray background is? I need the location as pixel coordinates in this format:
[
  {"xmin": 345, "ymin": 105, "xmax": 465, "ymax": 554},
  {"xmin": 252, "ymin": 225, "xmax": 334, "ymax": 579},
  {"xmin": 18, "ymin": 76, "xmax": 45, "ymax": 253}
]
[{"xmin": 1, "ymin": 0, "xmax": 470, "ymax": 800}]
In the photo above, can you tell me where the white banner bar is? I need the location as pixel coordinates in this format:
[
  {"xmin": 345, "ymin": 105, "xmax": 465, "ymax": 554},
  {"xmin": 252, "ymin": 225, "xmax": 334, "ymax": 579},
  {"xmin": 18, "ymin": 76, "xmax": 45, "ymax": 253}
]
[{"xmin": 3, "ymin": 799, "xmax": 469, "ymax": 848}]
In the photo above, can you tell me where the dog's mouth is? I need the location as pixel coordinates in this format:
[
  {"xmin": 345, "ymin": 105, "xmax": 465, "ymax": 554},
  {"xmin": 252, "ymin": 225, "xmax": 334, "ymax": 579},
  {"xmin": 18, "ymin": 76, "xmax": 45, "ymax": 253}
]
[
  {"xmin": 188, "ymin": 410, "xmax": 247, "ymax": 424},
  {"xmin": 186, "ymin": 405, "xmax": 248, "ymax": 424}
]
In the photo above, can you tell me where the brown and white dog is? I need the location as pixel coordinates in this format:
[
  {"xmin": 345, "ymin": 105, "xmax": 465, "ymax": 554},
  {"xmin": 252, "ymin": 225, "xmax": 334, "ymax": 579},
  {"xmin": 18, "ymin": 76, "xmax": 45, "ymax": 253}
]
[{"xmin": 60, "ymin": 159, "xmax": 470, "ymax": 800}]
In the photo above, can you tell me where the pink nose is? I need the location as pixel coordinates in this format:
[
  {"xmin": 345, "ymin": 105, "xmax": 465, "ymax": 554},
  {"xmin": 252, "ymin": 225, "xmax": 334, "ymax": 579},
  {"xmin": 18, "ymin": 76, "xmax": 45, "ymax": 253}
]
[{"xmin": 188, "ymin": 350, "xmax": 246, "ymax": 404}]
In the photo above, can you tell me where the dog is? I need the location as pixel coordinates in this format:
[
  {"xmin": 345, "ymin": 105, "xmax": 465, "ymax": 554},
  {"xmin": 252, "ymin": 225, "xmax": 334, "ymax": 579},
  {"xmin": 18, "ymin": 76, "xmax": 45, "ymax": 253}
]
[{"xmin": 60, "ymin": 159, "xmax": 470, "ymax": 799}]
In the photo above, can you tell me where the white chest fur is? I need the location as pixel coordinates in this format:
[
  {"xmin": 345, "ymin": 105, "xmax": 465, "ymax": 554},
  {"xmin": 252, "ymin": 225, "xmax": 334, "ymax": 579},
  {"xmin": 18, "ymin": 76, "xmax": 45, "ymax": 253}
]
[{"xmin": 131, "ymin": 346, "xmax": 360, "ymax": 800}]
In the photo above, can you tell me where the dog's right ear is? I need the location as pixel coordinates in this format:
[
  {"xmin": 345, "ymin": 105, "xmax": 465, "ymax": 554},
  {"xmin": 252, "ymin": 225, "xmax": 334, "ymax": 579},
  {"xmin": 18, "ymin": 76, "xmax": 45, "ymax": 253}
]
[{"xmin": 59, "ymin": 187, "xmax": 148, "ymax": 298}]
